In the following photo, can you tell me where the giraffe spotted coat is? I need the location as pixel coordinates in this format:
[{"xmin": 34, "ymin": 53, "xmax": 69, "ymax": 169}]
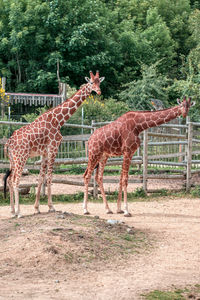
[
  {"xmin": 4, "ymin": 71, "xmax": 104, "ymax": 218},
  {"xmin": 83, "ymin": 97, "xmax": 193, "ymax": 216}
]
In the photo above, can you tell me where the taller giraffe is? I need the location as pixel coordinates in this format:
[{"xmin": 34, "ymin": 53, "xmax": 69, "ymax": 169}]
[
  {"xmin": 4, "ymin": 71, "xmax": 104, "ymax": 218},
  {"xmin": 83, "ymin": 97, "xmax": 194, "ymax": 217}
]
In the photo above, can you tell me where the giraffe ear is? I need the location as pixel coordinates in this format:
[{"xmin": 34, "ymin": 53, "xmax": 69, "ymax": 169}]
[
  {"xmin": 85, "ymin": 77, "xmax": 90, "ymax": 83},
  {"xmin": 99, "ymin": 77, "xmax": 105, "ymax": 83},
  {"xmin": 190, "ymin": 101, "xmax": 196, "ymax": 107},
  {"xmin": 177, "ymin": 98, "xmax": 181, "ymax": 105}
]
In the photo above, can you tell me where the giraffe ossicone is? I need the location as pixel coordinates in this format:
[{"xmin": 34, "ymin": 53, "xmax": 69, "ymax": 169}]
[
  {"xmin": 83, "ymin": 97, "xmax": 194, "ymax": 216},
  {"xmin": 4, "ymin": 71, "xmax": 104, "ymax": 218}
]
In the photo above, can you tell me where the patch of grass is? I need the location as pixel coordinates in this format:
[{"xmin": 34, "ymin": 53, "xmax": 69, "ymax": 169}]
[
  {"xmin": 64, "ymin": 252, "xmax": 74, "ymax": 263},
  {"xmin": 132, "ymin": 187, "xmax": 147, "ymax": 198},
  {"xmin": 122, "ymin": 234, "xmax": 136, "ymax": 242},
  {"xmin": 144, "ymin": 289, "xmax": 185, "ymax": 300},
  {"xmin": 190, "ymin": 185, "xmax": 200, "ymax": 197},
  {"xmin": 0, "ymin": 191, "xmax": 85, "ymax": 206},
  {"xmin": 143, "ymin": 285, "xmax": 200, "ymax": 300}
]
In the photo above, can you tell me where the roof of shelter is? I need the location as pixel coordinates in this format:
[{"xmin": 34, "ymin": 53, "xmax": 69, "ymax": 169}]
[{"xmin": 5, "ymin": 92, "xmax": 63, "ymax": 107}]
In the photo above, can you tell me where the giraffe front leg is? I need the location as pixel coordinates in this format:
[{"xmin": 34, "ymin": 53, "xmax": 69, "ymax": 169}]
[
  {"xmin": 34, "ymin": 156, "xmax": 48, "ymax": 214},
  {"xmin": 83, "ymin": 178, "xmax": 90, "ymax": 215},
  {"xmin": 121, "ymin": 154, "xmax": 132, "ymax": 217},
  {"xmin": 123, "ymin": 185, "xmax": 132, "ymax": 217},
  {"xmin": 117, "ymin": 175, "xmax": 124, "ymax": 214},
  {"xmin": 46, "ymin": 153, "xmax": 57, "ymax": 213}
]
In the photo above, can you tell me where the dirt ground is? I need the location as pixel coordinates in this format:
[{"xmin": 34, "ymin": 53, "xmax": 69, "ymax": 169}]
[
  {"xmin": 11, "ymin": 173, "xmax": 186, "ymax": 195},
  {"xmin": 1, "ymin": 174, "xmax": 200, "ymax": 299}
]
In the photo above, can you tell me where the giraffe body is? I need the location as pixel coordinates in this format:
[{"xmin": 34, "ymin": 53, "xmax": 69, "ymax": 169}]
[
  {"xmin": 83, "ymin": 97, "xmax": 193, "ymax": 216},
  {"xmin": 4, "ymin": 71, "xmax": 104, "ymax": 218}
]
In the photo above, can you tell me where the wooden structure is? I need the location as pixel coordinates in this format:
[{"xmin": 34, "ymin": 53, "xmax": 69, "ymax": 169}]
[
  {"xmin": 6, "ymin": 92, "xmax": 63, "ymax": 107},
  {"xmin": 1, "ymin": 77, "xmax": 67, "ymax": 118},
  {"xmin": 0, "ymin": 119, "xmax": 200, "ymax": 195}
]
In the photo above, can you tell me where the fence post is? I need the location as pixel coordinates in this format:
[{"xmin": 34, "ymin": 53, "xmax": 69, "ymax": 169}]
[
  {"xmin": 91, "ymin": 120, "xmax": 98, "ymax": 198},
  {"xmin": 143, "ymin": 129, "xmax": 148, "ymax": 193},
  {"xmin": 186, "ymin": 121, "xmax": 193, "ymax": 192}
]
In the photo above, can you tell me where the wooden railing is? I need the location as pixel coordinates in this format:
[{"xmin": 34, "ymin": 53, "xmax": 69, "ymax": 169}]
[{"xmin": 0, "ymin": 119, "xmax": 200, "ymax": 195}]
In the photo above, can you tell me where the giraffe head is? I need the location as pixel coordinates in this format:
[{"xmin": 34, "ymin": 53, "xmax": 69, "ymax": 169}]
[
  {"xmin": 177, "ymin": 96, "xmax": 195, "ymax": 118},
  {"xmin": 85, "ymin": 71, "xmax": 105, "ymax": 95}
]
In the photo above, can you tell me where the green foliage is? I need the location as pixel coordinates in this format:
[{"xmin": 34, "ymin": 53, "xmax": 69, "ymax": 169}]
[
  {"xmin": 132, "ymin": 187, "xmax": 147, "ymax": 198},
  {"xmin": 167, "ymin": 56, "xmax": 200, "ymax": 120},
  {"xmin": 69, "ymin": 95, "xmax": 129, "ymax": 126},
  {"xmin": 0, "ymin": 115, "xmax": 21, "ymax": 138},
  {"xmin": 0, "ymin": 0, "xmax": 199, "ymax": 107},
  {"xmin": 119, "ymin": 63, "xmax": 169, "ymax": 110},
  {"xmin": 22, "ymin": 106, "xmax": 48, "ymax": 123}
]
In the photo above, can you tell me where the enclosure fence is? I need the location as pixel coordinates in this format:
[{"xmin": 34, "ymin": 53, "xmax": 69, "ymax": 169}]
[{"xmin": 0, "ymin": 118, "xmax": 200, "ymax": 195}]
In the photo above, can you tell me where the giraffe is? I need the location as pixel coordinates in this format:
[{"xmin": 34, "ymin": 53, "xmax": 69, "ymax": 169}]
[
  {"xmin": 83, "ymin": 97, "xmax": 194, "ymax": 217},
  {"xmin": 4, "ymin": 71, "xmax": 104, "ymax": 218}
]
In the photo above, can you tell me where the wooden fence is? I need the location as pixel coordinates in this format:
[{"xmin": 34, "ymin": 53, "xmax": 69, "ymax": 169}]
[{"xmin": 0, "ymin": 119, "xmax": 200, "ymax": 195}]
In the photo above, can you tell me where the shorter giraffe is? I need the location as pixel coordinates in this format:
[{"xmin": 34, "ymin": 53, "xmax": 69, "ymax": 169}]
[
  {"xmin": 4, "ymin": 71, "xmax": 104, "ymax": 218},
  {"xmin": 83, "ymin": 97, "xmax": 194, "ymax": 216}
]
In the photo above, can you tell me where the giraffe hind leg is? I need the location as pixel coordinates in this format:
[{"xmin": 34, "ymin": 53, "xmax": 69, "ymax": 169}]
[
  {"xmin": 95, "ymin": 157, "xmax": 113, "ymax": 214},
  {"xmin": 34, "ymin": 156, "xmax": 48, "ymax": 214},
  {"xmin": 12, "ymin": 166, "xmax": 25, "ymax": 218},
  {"xmin": 6, "ymin": 157, "xmax": 16, "ymax": 217},
  {"xmin": 83, "ymin": 158, "xmax": 101, "ymax": 215},
  {"xmin": 46, "ymin": 152, "xmax": 58, "ymax": 213},
  {"xmin": 117, "ymin": 154, "xmax": 132, "ymax": 217},
  {"xmin": 10, "ymin": 154, "xmax": 28, "ymax": 218},
  {"xmin": 117, "ymin": 172, "xmax": 123, "ymax": 214},
  {"xmin": 7, "ymin": 175, "xmax": 15, "ymax": 217}
]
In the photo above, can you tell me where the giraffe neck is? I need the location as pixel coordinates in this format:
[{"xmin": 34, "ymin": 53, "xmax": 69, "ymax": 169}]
[
  {"xmin": 60, "ymin": 83, "xmax": 92, "ymax": 125},
  {"xmin": 40, "ymin": 83, "xmax": 92, "ymax": 129},
  {"xmin": 132, "ymin": 105, "xmax": 183, "ymax": 134}
]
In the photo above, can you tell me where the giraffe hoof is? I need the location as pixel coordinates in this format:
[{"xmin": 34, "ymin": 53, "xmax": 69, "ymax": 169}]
[
  {"xmin": 106, "ymin": 210, "xmax": 113, "ymax": 214},
  {"xmin": 117, "ymin": 210, "xmax": 124, "ymax": 214},
  {"xmin": 34, "ymin": 209, "xmax": 40, "ymax": 214},
  {"xmin": 17, "ymin": 214, "xmax": 22, "ymax": 219},
  {"xmin": 48, "ymin": 207, "xmax": 56, "ymax": 213},
  {"xmin": 11, "ymin": 213, "xmax": 16, "ymax": 218},
  {"xmin": 124, "ymin": 212, "xmax": 132, "ymax": 217},
  {"xmin": 84, "ymin": 211, "xmax": 90, "ymax": 215}
]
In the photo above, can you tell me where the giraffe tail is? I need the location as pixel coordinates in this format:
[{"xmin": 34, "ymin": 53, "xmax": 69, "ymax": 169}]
[
  {"xmin": 95, "ymin": 163, "xmax": 99, "ymax": 170},
  {"xmin": 83, "ymin": 163, "xmax": 99, "ymax": 178},
  {"xmin": 3, "ymin": 170, "xmax": 11, "ymax": 199}
]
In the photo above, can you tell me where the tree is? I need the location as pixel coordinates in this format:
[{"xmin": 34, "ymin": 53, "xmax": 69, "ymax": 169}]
[
  {"xmin": 119, "ymin": 63, "xmax": 169, "ymax": 110},
  {"xmin": 168, "ymin": 9, "xmax": 200, "ymax": 121}
]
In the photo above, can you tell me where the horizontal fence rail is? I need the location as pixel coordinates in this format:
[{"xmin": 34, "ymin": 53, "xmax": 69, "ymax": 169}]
[{"xmin": 0, "ymin": 118, "xmax": 200, "ymax": 195}]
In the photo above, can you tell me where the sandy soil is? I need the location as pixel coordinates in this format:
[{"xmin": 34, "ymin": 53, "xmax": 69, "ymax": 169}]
[{"xmin": 1, "ymin": 181, "xmax": 200, "ymax": 300}]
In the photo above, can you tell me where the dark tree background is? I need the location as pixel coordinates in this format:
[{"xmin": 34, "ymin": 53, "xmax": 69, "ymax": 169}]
[{"xmin": 0, "ymin": 0, "xmax": 199, "ymax": 117}]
